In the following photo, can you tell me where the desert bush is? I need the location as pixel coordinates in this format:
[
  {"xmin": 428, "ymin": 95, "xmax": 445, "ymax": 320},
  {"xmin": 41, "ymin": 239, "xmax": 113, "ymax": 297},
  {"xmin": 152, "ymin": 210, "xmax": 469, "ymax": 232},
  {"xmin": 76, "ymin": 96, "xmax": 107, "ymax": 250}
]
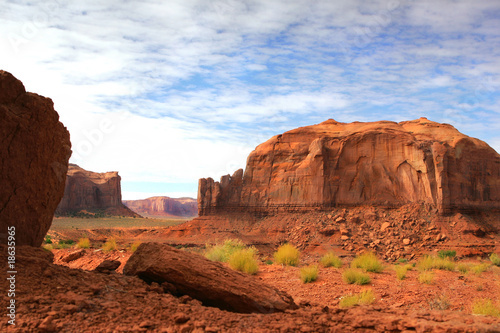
[
  {"xmin": 300, "ymin": 265, "xmax": 319, "ymax": 283},
  {"xmin": 102, "ymin": 238, "xmax": 117, "ymax": 252},
  {"xmin": 457, "ymin": 263, "xmax": 470, "ymax": 274},
  {"xmin": 129, "ymin": 241, "xmax": 142, "ymax": 252},
  {"xmin": 342, "ymin": 268, "xmax": 371, "ymax": 285},
  {"xmin": 397, "ymin": 258, "xmax": 408, "ymax": 264},
  {"xmin": 205, "ymin": 239, "xmax": 246, "ymax": 262},
  {"xmin": 339, "ymin": 289, "xmax": 375, "ymax": 308},
  {"xmin": 417, "ymin": 255, "xmax": 454, "ymax": 271},
  {"xmin": 42, "ymin": 244, "xmax": 53, "ymax": 251},
  {"xmin": 351, "ymin": 252, "xmax": 384, "ymax": 273},
  {"xmin": 44, "ymin": 235, "xmax": 53, "ymax": 244},
  {"xmin": 77, "ymin": 237, "xmax": 91, "ymax": 249},
  {"xmin": 274, "ymin": 243, "xmax": 300, "ymax": 266},
  {"xmin": 438, "ymin": 250, "xmax": 456, "ymax": 259},
  {"xmin": 418, "ymin": 271, "xmax": 434, "ymax": 284},
  {"xmin": 395, "ymin": 265, "xmax": 408, "ymax": 280},
  {"xmin": 265, "ymin": 260, "xmax": 273, "ymax": 265},
  {"xmin": 429, "ymin": 294, "xmax": 450, "ymax": 310},
  {"xmin": 320, "ymin": 252, "xmax": 342, "ymax": 268},
  {"xmin": 472, "ymin": 299, "xmax": 500, "ymax": 317},
  {"xmin": 490, "ymin": 253, "xmax": 500, "ymax": 266},
  {"xmin": 470, "ymin": 263, "xmax": 490, "ymax": 275},
  {"xmin": 228, "ymin": 248, "xmax": 259, "ymax": 275}
]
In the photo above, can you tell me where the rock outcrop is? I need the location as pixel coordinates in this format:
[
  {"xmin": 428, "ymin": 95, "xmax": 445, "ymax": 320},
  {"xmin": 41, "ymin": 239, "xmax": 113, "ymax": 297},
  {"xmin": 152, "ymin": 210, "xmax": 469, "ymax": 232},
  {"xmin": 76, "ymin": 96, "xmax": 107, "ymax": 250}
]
[
  {"xmin": 123, "ymin": 196, "xmax": 197, "ymax": 217},
  {"xmin": 0, "ymin": 70, "xmax": 71, "ymax": 246},
  {"xmin": 199, "ymin": 118, "xmax": 500, "ymax": 216},
  {"xmin": 124, "ymin": 242, "xmax": 298, "ymax": 313},
  {"xmin": 56, "ymin": 164, "xmax": 140, "ymax": 217}
]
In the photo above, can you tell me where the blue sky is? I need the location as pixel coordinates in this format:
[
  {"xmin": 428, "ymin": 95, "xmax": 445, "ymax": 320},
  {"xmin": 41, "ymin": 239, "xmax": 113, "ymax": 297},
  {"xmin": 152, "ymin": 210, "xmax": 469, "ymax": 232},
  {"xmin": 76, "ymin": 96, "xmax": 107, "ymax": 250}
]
[{"xmin": 1, "ymin": 0, "xmax": 500, "ymax": 200}]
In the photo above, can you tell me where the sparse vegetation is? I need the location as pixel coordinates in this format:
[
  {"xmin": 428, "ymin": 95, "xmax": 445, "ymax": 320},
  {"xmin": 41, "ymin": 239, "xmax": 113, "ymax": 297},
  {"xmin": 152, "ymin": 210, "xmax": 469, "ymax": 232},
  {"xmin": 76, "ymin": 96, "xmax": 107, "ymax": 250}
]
[
  {"xmin": 490, "ymin": 253, "xmax": 500, "ymax": 266},
  {"xmin": 429, "ymin": 294, "xmax": 450, "ymax": 310},
  {"xmin": 44, "ymin": 235, "xmax": 52, "ymax": 244},
  {"xmin": 470, "ymin": 263, "xmax": 490, "ymax": 275},
  {"xmin": 438, "ymin": 250, "xmax": 456, "ymax": 259},
  {"xmin": 320, "ymin": 252, "xmax": 342, "ymax": 268},
  {"xmin": 129, "ymin": 241, "xmax": 142, "ymax": 252},
  {"xmin": 102, "ymin": 237, "xmax": 117, "ymax": 252},
  {"xmin": 265, "ymin": 260, "xmax": 273, "ymax": 265},
  {"xmin": 342, "ymin": 268, "xmax": 371, "ymax": 285},
  {"xmin": 77, "ymin": 237, "xmax": 91, "ymax": 249},
  {"xmin": 300, "ymin": 265, "xmax": 319, "ymax": 283},
  {"xmin": 228, "ymin": 248, "xmax": 259, "ymax": 275},
  {"xmin": 418, "ymin": 271, "xmax": 434, "ymax": 284},
  {"xmin": 339, "ymin": 289, "xmax": 375, "ymax": 308},
  {"xmin": 417, "ymin": 255, "xmax": 455, "ymax": 271},
  {"xmin": 351, "ymin": 252, "xmax": 384, "ymax": 273},
  {"xmin": 457, "ymin": 263, "xmax": 470, "ymax": 274},
  {"xmin": 471, "ymin": 299, "xmax": 500, "ymax": 317},
  {"xmin": 274, "ymin": 243, "xmax": 300, "ymax": 266},
  {"xmin": 205, "ymin": 239, "xmax": 246, "ymax": 262},
  {"xmin": 395, "ymin": 265, "xmax": 408, "ymax": 280}
]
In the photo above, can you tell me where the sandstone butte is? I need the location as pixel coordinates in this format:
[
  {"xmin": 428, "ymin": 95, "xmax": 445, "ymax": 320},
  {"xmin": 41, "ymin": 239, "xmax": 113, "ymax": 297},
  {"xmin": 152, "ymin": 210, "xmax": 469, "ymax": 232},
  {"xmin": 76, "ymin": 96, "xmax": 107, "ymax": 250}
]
[
  {"xmin": 56, "ymin": 164, "xmax": 140, "ymax": 217},
  {"xmin": 123, "ymin": 196, "xmax": 198, "ymax": 218},
  {"xmin": 199, "ymin": 118, "xmax": 500, "ymax": 216},
  {"xmin": 0, "ymin": 70, "xmax": 71, "ymax": 246}
]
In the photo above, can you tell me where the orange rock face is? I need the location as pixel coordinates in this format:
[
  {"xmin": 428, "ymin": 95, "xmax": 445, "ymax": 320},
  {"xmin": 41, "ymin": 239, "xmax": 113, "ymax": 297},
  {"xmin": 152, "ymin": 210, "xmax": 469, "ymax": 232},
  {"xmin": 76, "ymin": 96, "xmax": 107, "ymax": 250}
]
[
  {"xmin": 56, "ymin": 164, "xmax": 139, "ymax": 217},
  {"xmin": 0, "ymin": 70, "xmax": 71, "ymax": 246},
  {"xmin": 199, "ymin": 118, "xmax": 500, "ymax": 215},
  {"xmin": 123, "ymin": 196, "xmax": 197, "ymax": 217}
]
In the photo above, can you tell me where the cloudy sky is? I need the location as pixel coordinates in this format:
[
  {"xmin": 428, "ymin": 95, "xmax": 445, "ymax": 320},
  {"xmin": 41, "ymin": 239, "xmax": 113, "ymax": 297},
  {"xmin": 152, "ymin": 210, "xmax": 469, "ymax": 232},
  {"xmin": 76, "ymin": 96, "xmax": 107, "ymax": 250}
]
[{"xmin": 2, "ymin": 0, "xmax": 500, "ymax": 200}]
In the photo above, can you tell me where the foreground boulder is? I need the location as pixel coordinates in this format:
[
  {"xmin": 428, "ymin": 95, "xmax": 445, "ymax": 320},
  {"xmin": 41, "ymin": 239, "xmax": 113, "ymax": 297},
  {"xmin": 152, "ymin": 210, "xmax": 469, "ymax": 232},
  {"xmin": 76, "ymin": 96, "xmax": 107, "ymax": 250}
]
[
  {"xmin": 199, "ymin": 118, "xmax": 500, "ymax": 215},
  {"xmin": 0, "ymin": 70, "xmax": 71, "ymax": 246},
  {"xmin": 123, "ymin": 242, "xmax": 297, "ymax": 313}
]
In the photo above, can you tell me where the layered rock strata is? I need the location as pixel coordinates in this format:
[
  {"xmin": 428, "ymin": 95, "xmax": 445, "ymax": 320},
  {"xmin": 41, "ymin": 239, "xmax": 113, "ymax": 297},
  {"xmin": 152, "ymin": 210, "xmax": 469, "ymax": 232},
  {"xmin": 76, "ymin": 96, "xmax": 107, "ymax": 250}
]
[
  {"xmin": 124, "ymin": 196, "xmax": 197, "ymax": 217},
  {"xmin": 199, "ymin": 118, "xmax": 500, "ymax": 215}
]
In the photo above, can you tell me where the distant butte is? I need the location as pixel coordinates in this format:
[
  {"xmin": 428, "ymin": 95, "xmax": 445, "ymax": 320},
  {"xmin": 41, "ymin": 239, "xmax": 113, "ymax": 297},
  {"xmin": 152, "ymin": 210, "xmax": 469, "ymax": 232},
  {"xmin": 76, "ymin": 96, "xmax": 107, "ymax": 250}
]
[
  {"xmin": 123, "ymin": 196, "xmax": 197, "ymax": 218},
  {"xmin": 199, "ymin": 118, "xmax": 500, "ymax": 216}
]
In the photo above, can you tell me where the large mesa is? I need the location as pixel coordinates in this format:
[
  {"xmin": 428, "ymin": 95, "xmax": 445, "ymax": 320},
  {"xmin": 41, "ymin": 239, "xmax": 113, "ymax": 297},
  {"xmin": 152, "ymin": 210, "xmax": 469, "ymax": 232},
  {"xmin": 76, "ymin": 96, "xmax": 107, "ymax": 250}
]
[{"xmin": 199, "ymin": 118, "xmax": 500, "ymax": 216}]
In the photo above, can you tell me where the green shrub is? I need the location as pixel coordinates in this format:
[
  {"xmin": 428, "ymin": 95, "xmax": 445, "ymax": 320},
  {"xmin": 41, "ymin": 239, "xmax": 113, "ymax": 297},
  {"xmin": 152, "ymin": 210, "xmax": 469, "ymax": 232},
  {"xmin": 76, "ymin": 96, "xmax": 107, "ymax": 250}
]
[
  {"xmin": 438, "ymin": 250, "xmax": 456, "ymax": 259},
  {"xmin": 418, "ymin": 271, "xmax": 434, "ymax": 284},
  {"xmin": 490, "ymin": 253, "xmax": 500, "ymax": 266},
  {"xmin": 77, "ymin": 237, "xmax": 91, "ymax": 249},
  {"xmin": 300, "ymin": 265, "xmax": 319, "ymax": 283},
  {"xmin": 102, "ymin": 238, "xmax": 117, "ymax": 252},
  {"xmin": 44, "ymin": 235, "xmax": 53, "ymax": 244},
  {"xmin": 320, "ymin": 252, "xmax": 342, "ymax": 268},
  {"xmin": 342, "ymin": 268, "xmax": 371, "ymax": 285},
  {"xmin": 205, "ymin": 239, "xmax": 246, "ymax": 262},
  {"xmin": 59, "ymin": 239, "xmax": 75, "ymax": 245},
  {"xmin": 339, "ymin": 289, "xmax": 375, "ymax": 308},
  {"xmin": 129, "ymin": 241, "xmax": 142, "ymax": 252},
  {"xmin": 274, "ymin": 243, "xmax": 300, "ymax": 266},
  {"xmin": 265, "ymin": 260, "xmax": 273, "ymax": 265},
  {"xmin": 397, "ymin": 258, "xmax": 408, "ymax": 264},
  {"xmin": 351, "ymin": 252, "xmax": 384, "ymax": 273},
  {"xmin": 228, "ymin": 248, "xmax": 259, "ymax": 275},
  {"xmin": 395, "ymin": 265, "xmax": 408, "ymax": 280},
  {"xmin": 472, "ymin": 299, "xmax": 500, "ymax": 317}
]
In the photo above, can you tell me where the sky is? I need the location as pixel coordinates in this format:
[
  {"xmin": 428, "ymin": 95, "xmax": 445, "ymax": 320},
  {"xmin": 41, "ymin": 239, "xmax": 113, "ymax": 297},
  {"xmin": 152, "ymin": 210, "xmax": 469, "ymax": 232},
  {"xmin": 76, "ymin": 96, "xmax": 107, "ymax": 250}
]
[{"xmin": 1, "ymin": 0, "xmax": 500, "ymax": 200}]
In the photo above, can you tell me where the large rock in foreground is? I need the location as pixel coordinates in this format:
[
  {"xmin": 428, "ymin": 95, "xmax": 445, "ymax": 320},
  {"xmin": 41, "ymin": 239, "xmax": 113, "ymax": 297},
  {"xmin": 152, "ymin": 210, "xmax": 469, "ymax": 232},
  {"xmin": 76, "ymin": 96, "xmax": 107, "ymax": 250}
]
[
  {"xmin": 56, "ymin": 164, "xmax": 139, "ymax": 217},
  {"xmin": 0, "ymin": 70, "xmax": 71, "ymax": 246},
  {"xmin": 123, "ymin": 242, "xmax": 297, "ymax": 313},
  {"xmin": 199, "ymin": 118, "xmax": 500, "ymax": 215},
  {"xmin": 123, "ymin": 196, "xmax": 197, "ymax": 217}
]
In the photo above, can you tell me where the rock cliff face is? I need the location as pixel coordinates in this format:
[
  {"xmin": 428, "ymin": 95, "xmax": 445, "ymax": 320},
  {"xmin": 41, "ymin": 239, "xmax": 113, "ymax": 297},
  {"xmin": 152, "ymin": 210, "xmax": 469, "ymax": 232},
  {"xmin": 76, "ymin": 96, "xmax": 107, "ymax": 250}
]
[
  {"xmin": 56, "ymin": 164, "xmax": 139, "ymax": 217},
  {"xmin": 0, "ymin": 70, "xmax": 72, "ymax": 246},
  {"xmin": 123, "ymin": 197, "xmax": 197, "ymax": 217},
  {"xmin": 199, "ymin": 118, "xmax": 500, "ymax": 216}
]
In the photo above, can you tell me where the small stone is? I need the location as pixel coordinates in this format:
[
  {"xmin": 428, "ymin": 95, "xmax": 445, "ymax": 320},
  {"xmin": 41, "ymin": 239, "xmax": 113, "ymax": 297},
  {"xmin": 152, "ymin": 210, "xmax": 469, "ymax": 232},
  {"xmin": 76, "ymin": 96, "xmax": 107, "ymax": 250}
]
[
  {"xmin": 380, "ymin": 222, "xmax": 391, "ymax": 232},
  {"xmin": 174, "ymin": 313, "xmax": 190, "ymax": 324},
  {"xmin": 403, "ymin": 238, "xmax": 411, "ymax": 245}
]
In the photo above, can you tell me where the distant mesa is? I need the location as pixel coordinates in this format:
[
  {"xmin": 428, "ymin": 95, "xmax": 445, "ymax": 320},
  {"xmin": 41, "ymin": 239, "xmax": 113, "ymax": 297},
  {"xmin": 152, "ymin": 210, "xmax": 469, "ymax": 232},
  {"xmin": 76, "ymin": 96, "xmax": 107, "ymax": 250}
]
[
  {"xmin": 199, "ymin": 118, "xmax": 500, "ymax": 216},
  {"xmin": 56, "ymin": 164, "xmax": 140, "ymax": 217},
  {"xmin": 0, "ymin": 70, "xmax": 72, "ymax": 246},
  {"xmin": 123, "ymin": 196, "xmax": 197, "ymax": 218}
]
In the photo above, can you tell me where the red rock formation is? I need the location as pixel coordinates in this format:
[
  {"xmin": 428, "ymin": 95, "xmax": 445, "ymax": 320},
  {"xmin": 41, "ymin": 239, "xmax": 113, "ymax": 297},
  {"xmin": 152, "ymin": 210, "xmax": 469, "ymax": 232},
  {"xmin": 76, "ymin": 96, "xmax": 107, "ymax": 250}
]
[
  {"xmin": 0, "ymin": 70, "xmax": 71, "ymax": 246},
  {"xmin": 199, "ymin": 118, "xmax": 500, "ymax": 215},
  {"xmin": 56, "ymin": 164, "xmax": 140, "ymax": 217},
  {"xmin": 123, "ymin": 196, "xmax": 197, "ymax": 217}
]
